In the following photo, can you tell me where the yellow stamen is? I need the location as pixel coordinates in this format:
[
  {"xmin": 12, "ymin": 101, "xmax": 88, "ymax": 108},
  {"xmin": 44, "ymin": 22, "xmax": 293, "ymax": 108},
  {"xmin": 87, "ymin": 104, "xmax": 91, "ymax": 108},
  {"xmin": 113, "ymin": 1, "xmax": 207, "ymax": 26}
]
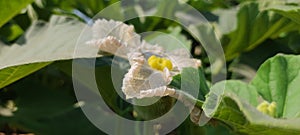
[{"xmin": 148, "ymin": 55, "xmax": 173, "ymax": 71}]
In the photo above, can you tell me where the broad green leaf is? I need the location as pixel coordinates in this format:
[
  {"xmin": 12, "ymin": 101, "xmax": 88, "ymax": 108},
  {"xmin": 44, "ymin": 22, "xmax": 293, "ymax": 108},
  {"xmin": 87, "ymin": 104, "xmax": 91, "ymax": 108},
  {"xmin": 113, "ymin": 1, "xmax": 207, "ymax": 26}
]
[
  {"xmin": 0, "ymin": 15, "xmax": 101, "ymax": 89},
  {"xmin": 251, "ymin": 54, "xmax": 300, "ymax": 118},
  {"xmin": 203, "ymin": 54, "xmax": 300, "ymax": 134},
  {"xmin": 0, "ymin": 0, "xmax": 34, "ymax": 27},
  {"xmin": 219, "ymin": 2, "xmax": 300, "ymax": 60},
  {"xmin": 203, "ymin": 80, "xmax": 300, "ymax": 134}
]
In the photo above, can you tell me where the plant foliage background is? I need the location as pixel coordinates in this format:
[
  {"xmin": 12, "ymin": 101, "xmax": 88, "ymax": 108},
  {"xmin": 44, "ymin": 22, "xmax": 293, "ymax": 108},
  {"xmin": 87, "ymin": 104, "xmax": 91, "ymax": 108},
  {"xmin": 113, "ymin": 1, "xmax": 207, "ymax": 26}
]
[{"xmin": 0, "ymin": 0, "xmax": 300, "ymax": 134}]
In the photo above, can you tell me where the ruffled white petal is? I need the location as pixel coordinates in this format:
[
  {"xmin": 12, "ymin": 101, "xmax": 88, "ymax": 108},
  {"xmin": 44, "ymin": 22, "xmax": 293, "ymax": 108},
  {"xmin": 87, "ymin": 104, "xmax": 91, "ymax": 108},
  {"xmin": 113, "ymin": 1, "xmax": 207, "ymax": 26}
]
[
  {"xmin": 92, "ymin": 19, "xmax": 140, "ymax": 48},
  {"xmin": 122, "ymin": 52, "xmax": 173, "ymax": 99},
  {"xmin": 86, "ymin": 36, "xmax": 126, "ymax": 57}
]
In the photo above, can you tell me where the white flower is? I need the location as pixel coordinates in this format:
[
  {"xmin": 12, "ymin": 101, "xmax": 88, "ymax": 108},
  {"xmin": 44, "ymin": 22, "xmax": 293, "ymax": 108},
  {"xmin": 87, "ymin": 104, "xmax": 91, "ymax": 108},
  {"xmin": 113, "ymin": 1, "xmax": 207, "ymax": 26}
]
[{"xmin": 87, "ymin": 19, "xmax": 201, "ymax": 99}]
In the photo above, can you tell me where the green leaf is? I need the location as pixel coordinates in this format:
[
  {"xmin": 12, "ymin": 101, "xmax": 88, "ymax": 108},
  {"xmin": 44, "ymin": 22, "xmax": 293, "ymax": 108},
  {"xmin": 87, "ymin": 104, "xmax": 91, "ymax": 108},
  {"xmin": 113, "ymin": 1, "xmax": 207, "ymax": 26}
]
[
  {"xmin": 203, "ymin": 54, "xmax": 300, "ymax": 134},
  {"xmin": 0, "ymin": 22, "xmax": 24, "ymax": 43},
  {"xmin": 0, "ymin": 15, "xmax": 100, "ymax": 89},
  {"xmin": 251, "ymin": 54, "xmax": 300, "ymax": 118},
  {"xmin": 0, "ymin": 62, "xmax": 50, "ymax": 90},
  {"xmin": 170, "ymin": 67, "xmax": 209, "ymax": 101},
  {"xmin": 0, "ymin": 0, "xmax": 34, "ymax": 27},
  {"xmin": 218, "ymin": 2, "xmax": 300, "ymax": 60},
  {"xmin": 203, "ymin": 80, "xmax": 300, "ymax": 134}
]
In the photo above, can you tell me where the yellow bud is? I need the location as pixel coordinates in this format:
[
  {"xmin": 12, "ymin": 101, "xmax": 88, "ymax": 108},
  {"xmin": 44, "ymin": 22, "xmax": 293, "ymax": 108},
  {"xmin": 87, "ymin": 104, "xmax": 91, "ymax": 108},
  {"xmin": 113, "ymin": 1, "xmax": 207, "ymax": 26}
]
[
  {"xmin": 147, "ymin": 55, "xmax": 173, "ymax": 71},
  {"xmin": 256, "ymin": 101, "xmax": 277, "ymax": 117}
]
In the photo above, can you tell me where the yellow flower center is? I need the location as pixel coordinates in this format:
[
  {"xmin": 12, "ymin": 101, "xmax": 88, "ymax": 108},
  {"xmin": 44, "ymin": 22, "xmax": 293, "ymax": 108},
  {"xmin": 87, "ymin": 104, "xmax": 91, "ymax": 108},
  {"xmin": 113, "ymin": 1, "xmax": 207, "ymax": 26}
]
[
  {"xmin": 256, "ymin": 101, "xmax": 276, "ymax": 117},
  {"xmin": 147, "ymin": 55, "xmax": 173, "ymax": 71}
]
